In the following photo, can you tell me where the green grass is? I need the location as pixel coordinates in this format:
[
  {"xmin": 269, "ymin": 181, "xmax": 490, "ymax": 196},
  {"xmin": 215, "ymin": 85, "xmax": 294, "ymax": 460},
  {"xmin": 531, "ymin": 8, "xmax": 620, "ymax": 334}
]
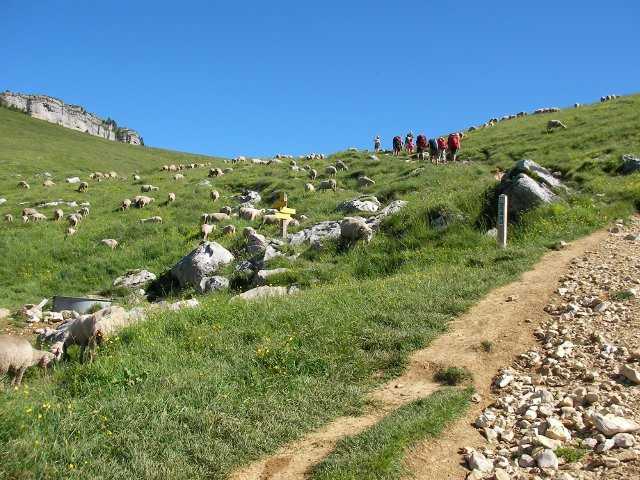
[
  {"xmin": 311, "ymin": 389, "xmax": 472, "ymax": 480},
  {"xmin": 0, "ymin": 95, "xmax": 639, "ymax": 479},
  {"xmin": 434, "ymin": 366, "xmax": 473, "ymax": 386},
  {"xmin": 555, "ymin": 446, "xmax": 588, "ymax": 463}
]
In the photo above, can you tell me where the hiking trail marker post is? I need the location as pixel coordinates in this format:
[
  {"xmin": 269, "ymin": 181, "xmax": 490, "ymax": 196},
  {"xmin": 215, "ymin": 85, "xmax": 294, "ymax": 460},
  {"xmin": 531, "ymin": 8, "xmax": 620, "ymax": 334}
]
[
  {"xmin": 273, "ymin": 192, "xmax": 296, "ymax": 238},
  {"xmin": 497, "ymin": 194, "xmax": 508, "ymax": 248}
]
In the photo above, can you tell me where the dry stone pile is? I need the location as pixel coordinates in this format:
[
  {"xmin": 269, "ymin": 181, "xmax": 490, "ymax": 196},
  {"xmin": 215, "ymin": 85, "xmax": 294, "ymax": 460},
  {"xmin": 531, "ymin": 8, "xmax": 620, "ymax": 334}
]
[{"xmin": 463, "ymin": 217, "xmax": 640, "ymax": 479}]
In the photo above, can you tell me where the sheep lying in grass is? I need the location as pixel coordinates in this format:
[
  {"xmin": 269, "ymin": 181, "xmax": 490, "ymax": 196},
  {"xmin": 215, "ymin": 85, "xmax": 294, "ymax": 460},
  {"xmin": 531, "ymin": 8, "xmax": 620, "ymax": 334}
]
[
  {"xmin": 325, "ymin": 165, "xmax": 337, "ymax": 177},
  {"xmin": 210, "ymin": 190, "xmax": 220, "ymax": 202},
  {"xmin": 340, "ymin": 217, "xmax": 373, "ymax": 244},
  {"xmin": 43, "ymin": 179, "xmax": 55, "ymax": 187},
  {"xmin": 0, "ymin": 335, "xmax": 55, "ymax": 386},
  {"xmin": 141, "ymin": 184, "xmax": 159, "ymax": 192},
  {"xmin": 140, "ymin": 216, "xmax": 163, "ymax": 224},
  {"xmin": 54, "ymin": 209, "xmax": 64, "ymax": 221},
  {"xmin": 219, "ymin": 206, "xmax": 232, "ymax": 216},
  {"xmin": 304, "ymin": 183, "xmax": 315, "ymax": 192},
  {"xmin": 120, "ymin": 199, "xmax": 132, "ymax": 211},
  {"xmin": 262, "ymin": 214, "xmax": 280, "ymax": 225},
  {"xmin": 168, "ymin": 192, "xmax": 176, "ymax": 202},
  {"xmin": 101, "ymin": 239, "xmax": 118, "ymax": 249},
  {"xmin": 77, "ymin": 182, "xmax": 89, "ymax": 193},
  {"xmin": 240, "ymin": 207, "xmax": 263, "ymax": 221},
  {"xmin": 319, "ymin": 179, "xmax": 337, "ymax": 192},
  {"xmin": 18, "ymin": 181, "xmax": 30, "ymax": 189},
  {"xmin": 201, "ymin": 223, "xmax": 215, "ymax": 241},
  {"xmin": 222, "ymin": 225, "xmax": 236, "ymax": 235},
  {"xmin": 4, "ymin": 213, "xmax": 13, "ymax": 223}
]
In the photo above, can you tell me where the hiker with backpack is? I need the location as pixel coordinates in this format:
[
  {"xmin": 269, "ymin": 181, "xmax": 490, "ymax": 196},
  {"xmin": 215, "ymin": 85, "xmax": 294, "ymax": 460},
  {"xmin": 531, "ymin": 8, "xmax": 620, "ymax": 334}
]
[
  {"xmin": 447, "ymin": 133, "xmax": 461, "ymax": 162},
  {"xmin": 392, "ymin": 135, "xmax": 403, "ymax": 156},
  {"xmin": 416, "ymin": 134, "xmax": 428, "ymax": 161},
  {"xmin": 428, "ymin": 137, "xmax": 439, "ymax": 164},
  {"xmin": 436, "ymin": 136, "xmax": 448, "ymax": 163}
]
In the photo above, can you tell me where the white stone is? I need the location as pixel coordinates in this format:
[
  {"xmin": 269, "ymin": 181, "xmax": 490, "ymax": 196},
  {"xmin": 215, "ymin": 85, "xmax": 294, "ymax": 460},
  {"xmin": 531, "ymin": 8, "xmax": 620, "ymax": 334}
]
[
  {"xmin": 466, "ymin": 451, "xmax": 493, "ymax": 472},
  {"xmin": 620, "ymin": 364, "xmax": 640, "ymax": 384},
  {"xmin": 592, "ymin": 413, "xmax": 640, "ymax": 436},
  {"xmin": 535, "ymin": 448, "xmax": 558, "ymax": 469}
]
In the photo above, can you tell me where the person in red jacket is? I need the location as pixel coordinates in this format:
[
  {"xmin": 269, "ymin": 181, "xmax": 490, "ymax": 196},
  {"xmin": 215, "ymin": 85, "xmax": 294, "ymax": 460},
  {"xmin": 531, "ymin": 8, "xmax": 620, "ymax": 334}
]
[
  {"xmin": 416, "ymin": 134, "xmax": 428, "ymax": 161},
  {"xmin": 447, "ymin": 132, "xmax": 461, "ymax": 162},
  {"xmin": 436, "ymin": 136, "xmax": 447, "ymax": 163},
  {"xmin": 392, "ymin": 135, "xmax": 403, "ymax": 156}
]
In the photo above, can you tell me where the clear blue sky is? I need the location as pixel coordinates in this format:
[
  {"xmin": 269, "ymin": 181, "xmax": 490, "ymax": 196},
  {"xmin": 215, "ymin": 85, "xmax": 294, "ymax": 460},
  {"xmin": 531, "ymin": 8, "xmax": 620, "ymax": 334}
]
[{"xmin": 3, "ymin": 1, "xmax": 639, "ymax": 158}]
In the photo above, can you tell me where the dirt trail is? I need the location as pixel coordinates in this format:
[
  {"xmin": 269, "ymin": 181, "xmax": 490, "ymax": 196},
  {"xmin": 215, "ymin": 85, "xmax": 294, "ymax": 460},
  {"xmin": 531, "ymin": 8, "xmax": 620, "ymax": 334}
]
[{"xmin": 229, "ymin": 229, "xmax": 609, "ymax": 480}]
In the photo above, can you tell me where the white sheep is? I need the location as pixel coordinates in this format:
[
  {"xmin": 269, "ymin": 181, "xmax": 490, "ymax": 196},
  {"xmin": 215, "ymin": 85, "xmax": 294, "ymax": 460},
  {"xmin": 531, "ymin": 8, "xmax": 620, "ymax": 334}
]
[
  {"xmin": 240, "ymin": 207, "xmax": 263, "ymax": 221},
  {"xmin": 340, "ymin": 217, "xmax": 373, "ymax": 244},
  {"xmin": 141, "ymin": 184, "xmax": 159, "ymax": 192},
  {"xmin": 54, "ymin": 209, "xmax": 64, "ymax": 221},
  {"xmin": 222, "ymin": 224, "xmax": 236, "ymax": 235},
  {"xmin": 132, "ymin": 174, "xmax": 141, "ymax": 181},
  {"xmin": 304, "ymin": 183, "xmax": 315, "ymax": 192},
  {"xmin": 201, "ymin": 223, "xmax": 215, "ymax": 241},
  {"xmin": 4, "ymin": 213, "xmax": 13, "ymax": 223},
  {"xmin": 358, "ymin": 176, "xmax": 375, "ymax": 187},
  {"xmin": 174, "ymin": 173, "xmax": 184, "ymax": 181},
  {"xmin": 66, "ymin": 227, "xmax": 77, "ymax": 236},
  {"xmin": 101, "ymin": 239, "xmax": 118, "ymax": 249},
  {"xmin": 325, "ymin": 165, "xmax": 337, "ymax": 177},
  {"xmin": 262, "ymin": 214, "xmax": 280, "ymax": 225},
  {"xmin": 0, "ymin": 335, "xmax": 55, "ymax": 386},
  {"xmin": 18, "ymin": 181, "xmax": 30, "ymax": 189},
  {"xmin": 335, "ymin": 160, "xmax": 348, "ymax": 171},
  {"xmin": 43, "ymin": 179, "xmax": 56, "ymax": 187},
  {"xmin": 77, "ymin": 182, "xmax": 89, "ymax": 192},
  {"xmin": 547, "ymin": 120, "xmax": 567, "ymax": 130},
  {"xmin": 120, "ymin": 199, "xmax": 132, "ymax": 211},
  {"xmin": 168, "ymin": 192, "xmax": 176, "ymax": 202},
  {"xmin": 204, "ymin": 212, "xmax": 229, "ymax": 223},
  {"xmin": 134, "ymin": 196, "xmax": 154, "ymax": 208},
  {"xmin": 219, "ymin": 206, "xmax": 232, "ymax": 216},
  {"xmin": 210, "ymin": 190, "xmax": 220, "ymax": 202},
  {"xmin": 140, "ymin": 216, "xmax": 163, "ymax": 224},
  {"xmin": 319, "ymin": 179, "xmax": 337, "ymax": 191},
  {"xmin": 30, "ymin": 212, "xmax": 47, "ymax": 222},
  {"xmin": 68, "ymin": 213, "xmax": 82, "ymax": 227},
  {"xmin": 308, "ymin": 169, "xmax": 318, "ymax": 180},
  {"xmin": 208, "ymin": 168, "xmax": 224, "ymax": 177},
  {"xmin": 79, "ymin": 206, "xmax": 90, "ymax": 217}
]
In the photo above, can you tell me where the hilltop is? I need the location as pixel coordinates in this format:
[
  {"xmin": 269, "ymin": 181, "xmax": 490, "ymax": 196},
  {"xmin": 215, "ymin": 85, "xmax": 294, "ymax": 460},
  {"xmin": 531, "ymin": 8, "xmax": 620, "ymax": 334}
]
[{"xmin": 0, "ymin": 94, "xmax": 639, "ymax": 479}]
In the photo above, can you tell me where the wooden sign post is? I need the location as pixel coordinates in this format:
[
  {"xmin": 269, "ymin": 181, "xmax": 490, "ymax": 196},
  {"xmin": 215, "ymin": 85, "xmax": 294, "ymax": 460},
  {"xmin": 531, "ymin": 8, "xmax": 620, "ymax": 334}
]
[
  {"xmin": 272, "ymin": 192, "xmax": 295, "ymax": 238},
  {"xmin": 497, "ymin": 194, "xmax": 508, "ymax": 248}
]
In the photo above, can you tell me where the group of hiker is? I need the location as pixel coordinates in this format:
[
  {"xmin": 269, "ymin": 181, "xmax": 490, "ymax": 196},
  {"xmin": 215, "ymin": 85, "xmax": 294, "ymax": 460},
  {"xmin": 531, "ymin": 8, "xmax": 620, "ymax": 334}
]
[{"xmin": 373, "ymin": 132, "xmax": 463, "ymax": 164}]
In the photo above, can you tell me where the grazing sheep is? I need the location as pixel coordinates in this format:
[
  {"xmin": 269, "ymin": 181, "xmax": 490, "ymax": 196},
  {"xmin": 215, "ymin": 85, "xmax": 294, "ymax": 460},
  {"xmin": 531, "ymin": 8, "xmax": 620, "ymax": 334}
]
[
  {"xmin": 79, "ymin": 206, "xmax": 90, "ymax": 217},
  {"xmin": 325, "ymin": 165, "xmax": 337, "ymax": 177},
  {"xmin": 4, "ymin": 213, "xmax": 13, "ymax": 223},
  {"xmin": 18, "ymin": 181, "xmax": 30, "ymax": 189},
  {"xmin": 219, "ymin": 206, "xmax": 232, "ymax": 216},
  {"xmin": 222, "ymin": 225, "xmax": 236, "ymax": 235},
  {"xmin": 205, "ymin": 212, "xmax": 229, "ymax": 223},
  {"xmin": 547, "ymin": 119, "xmax": 567, "ymax": 130},
  {"xmin": 208, "ymin": 168, "xmax": 224, "ymax": 177},
  {"xmin": 304, "ymin": 183, "xmax": 315, "ymax": 192},
  {"xmin": 30, "ymin": 212, "xmax": 47, "ymax": 222},
  {"xmin": 335, "ymin": 160, "xmax": 348, "ymax": 171},
  {"xmin": 22, "ymin": 208, "xmax": 40, "ymax": 217},
  {"xmin": 358, "ymin": 176, "xmax": 375, "ymax": 187},
  {"xmin": 309, "ymin": 169, "xmax": 318, "ymax": 180},
  {"xmin": 141, "ymin": 184, "xmax": 159, "ymax": 192},
  {"xmin": 168, "ymin": 192, "xmax": 176, "ymax": 202},
  {"xmin": 340, "ymin": 217, "xmax": 373, "ymax": 244},
  {"xmin": 239, "ymin": 207, "xmax": 262, "ymax": 221},
  {"xmin": 42, "ymin": 179, "xmax": 56, "ymax": 187},
  {"xmin": 54, "ymin": 209, "xmax": 64, "ymax": 221},
  {"xmin": 210, "ymin": 190, "xmax": 220, "ymax": 202},
  {"xmin": 262, "ymin": 214, "xmax": 280, "ymax": 225},
  {"xmin": 120, "ymin": 199, "xmax": 132, "ymax": 211},
  {"xmin": 101, "ymin": 239, "xmax": 118, "ymax": 249},
  {"xmin": 66, "ymin": 227, "xmax": 77, "ymax": 236},
  {"xmin": 134, "ymin": 196, "xmax": 154, "ymax": 208},
  {"xmin": 174, "ymin": 173, "xmax": 184, "ymax": 181},
  {"xmin": 77, "ymin": 182, "xmax": 89, "ymax": 193},
  {"xmin": 133, "ymin": 174, "xmax": 141, "ymax": 181},
  {"xmin": 140, "ymin": 216, "xmax": 163, "ymax": 224},
  {"xmin": 201, "ymin": 223, "xmax": 215, "ymax": 241},
  {"xmin": 0, "ymin": 335, "xmax": 55, "ymax": 386},
  {"xmin": 319, "ymin": 179, "xmax": 337, "ymax": 192},
  {"xmin": 68, "ymin": 214, "xmax": 82, "ymax": 227},
  {"xmin": 22, "ymin": 215, "xmax": 29, "ymax": 224}
]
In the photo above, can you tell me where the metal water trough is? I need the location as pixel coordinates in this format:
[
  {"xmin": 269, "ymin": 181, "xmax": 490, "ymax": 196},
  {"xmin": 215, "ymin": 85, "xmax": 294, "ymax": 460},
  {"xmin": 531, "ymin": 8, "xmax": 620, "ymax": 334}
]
[{"xmin": 52, "ymin": 296, "xmax": 112, "ymax": 314}]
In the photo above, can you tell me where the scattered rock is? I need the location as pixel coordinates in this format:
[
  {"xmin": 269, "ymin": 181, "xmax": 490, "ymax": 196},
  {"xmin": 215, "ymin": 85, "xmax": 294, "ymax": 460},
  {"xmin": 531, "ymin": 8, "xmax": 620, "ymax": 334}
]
[
  {"xmin": 113, "ymin": 269, "xmax": 157, "ymax": 289},
  {"xmin": 170, "ymin": 242, "xmax": 234, "ymax": 291}
]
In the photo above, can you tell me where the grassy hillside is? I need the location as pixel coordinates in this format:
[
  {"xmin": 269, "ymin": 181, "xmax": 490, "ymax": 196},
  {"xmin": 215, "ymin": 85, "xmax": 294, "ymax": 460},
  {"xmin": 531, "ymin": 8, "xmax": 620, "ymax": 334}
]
[{"xmin": 0, "ymin": 96, "xmax": 639, "ymax": 479}]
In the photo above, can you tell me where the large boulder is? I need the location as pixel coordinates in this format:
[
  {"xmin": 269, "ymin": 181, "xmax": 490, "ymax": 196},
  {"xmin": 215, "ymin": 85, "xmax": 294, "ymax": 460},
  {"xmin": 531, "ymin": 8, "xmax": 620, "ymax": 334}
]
[
  {"xmin": 288, "ymin": 220, "xmax": 341, "ymax": 246},
  {"xmin": 338, "ymin": 196, "xmax": 381, "ymax": 213},
  {"xmin": 170, "ymin": 242, "xmax": 234, "ymax": 292},
  {"xmin": 230, "ymin": 285, "xmax": 298, "ymax": 302},
  {"xmin": 236, "ymin": 190, "xmax": 261, "ymax": 205},
  {"xmin": 620, "ymin": 154, "xmax": 640, "ymax": 175},
  {"xmin": 488, "ymin": 160, "xmax": 563, "ymax": 220}
]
